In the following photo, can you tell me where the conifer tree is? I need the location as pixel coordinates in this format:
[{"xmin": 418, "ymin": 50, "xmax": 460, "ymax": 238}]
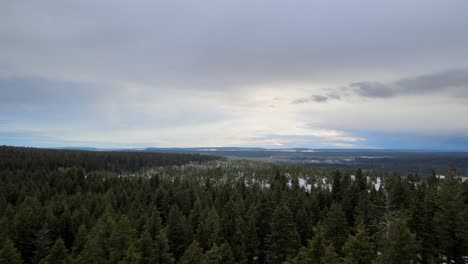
[
  {"xmin": 120, "ymin": 243, "xmax": 140, "ymax": 264},
  {"xmin": 0, "ymin": 239, "xmax": 23, "ymax": 264},
  {"xmin": 40, "ymin": 238, "xmax": 68, "ymax": 264},
  {"xmin": 72, "ymin": 225, "xmax": 87, "ymax": 256},
  {"xmin": 197, "ymin": 207, "xmax": 220, "ymax": 250},
  {"xmin": 220, "ymin": 199, "xmax": 246, "ymax": 262},
  {"xmin": 244, "ymin": 205, "xmax": 259, "ymax": 261},
  {"xmin": 167, "ymin": 205, "xmax": 190, "ymax": 260},
  {"xmin": 137, "ymin": 229, "xmax": 156, "ymax": 264},
  {"xmin": 378, "ymin": 216, "xmax": 416, "ymax": 264},
  {"xmin": 332, "ymin": 170, "xmax": 343, "ymax": 201},
  {"xmin": 267, "ymin": 202, "xmax": 300, "ymax": 263},
  {"xmin": 180, "ymin": 240, "xmax": 205, "ymax": 264},
  {"xmin": 342, "ymin": 224, "xmax": 373, "ymax": 264},
  {"xmin": 323, "ymin": 202, "xmax": 348, "ymax": 252},
  {"xmin": 205, "ymin": 241, "xmax": 235, "ymax": 264},
  {"xmin": 109, "ymin": 216, "xmax": 136, "ymax": 263},
  {"xmin": 433, "ymin": 174, "xmax": 467, "ymax": 263},
  {"xmin": 307, "ymin": 225, "xmax": 338, "ymax": 264},
  {"xmin": 76, "ymin": 236, "xmax": 106, "ymax": 264}
]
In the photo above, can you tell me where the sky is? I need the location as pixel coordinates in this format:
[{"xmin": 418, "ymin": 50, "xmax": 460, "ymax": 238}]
[{"xmin": 1, "ymin": 1, "xmax": 468, "ymax": 150}]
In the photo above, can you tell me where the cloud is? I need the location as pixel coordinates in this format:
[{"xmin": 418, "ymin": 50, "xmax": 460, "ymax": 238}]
[
  {"xmin": 0, "ymin": 77, "xmax": 105, "ymax": 105},
  {"xmin": 1, "ymin": 1, "xmax": 468, "ymax": 149},
  {"xmin": 349, "ymin": 69, "xmax": 468, "ymax": 99},
  {"xmin": 292, "ymin": 95, "xmax": 329, "ymax": 104}
]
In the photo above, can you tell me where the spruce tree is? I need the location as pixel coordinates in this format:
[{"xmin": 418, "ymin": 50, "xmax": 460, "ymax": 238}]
[
  {"xmin": 180, "ymin": 240, "xmax": 205, "ymax": 264},
  {"xmin": 0, "ymin": 239, "xmax": 23, "ymax": 264},
  {"xmin": 72, "ymin": 225, "xmax": 87, "ymax": 256},
  {"xmin": 137, "ymin": 229, "xmax": 156, "ymax": 264},
  {"xmin": 323, "ymin": 202, "xmax": 349, "ymax": 252},
  {"xmin": 342, "ymin": 224, "xmax": 373, "ymax": 264},
  {"xmin": 166, "ymin": 205, "xmax": 189, "ymax": 260},
  {"xmin": 40, "ymin": 238, "xmax": 68, "ymax": 264},
  {"xmin": 267, "ymin": 202, "xmax": 300, "ymax": 263},
  {"xmin": 109, "ymin": 216, "xmax": 136, "ymax": 263},
  {"xmin": 307, "ymin": 225, "xmax": 338, "ymax": 264},
  {"xmin": 378, "ymin": 216, "xmax": 417, "ymax": 264},
  {"xmin": 434, "ymin": 175, "xmax": 467, "ymax": 263},
  {"xmin": 120, "ymin": 243, "xmax": 140, "ymax": 264},
  {"xmin": 205, "ymin": 241, "xmax": 235, "ymax": 264}
]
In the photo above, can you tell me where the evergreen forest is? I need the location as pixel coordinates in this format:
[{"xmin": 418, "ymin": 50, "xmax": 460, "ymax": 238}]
[{"xmin": 0, "ymin": 146, "xmax": 467, "ymax": 264}]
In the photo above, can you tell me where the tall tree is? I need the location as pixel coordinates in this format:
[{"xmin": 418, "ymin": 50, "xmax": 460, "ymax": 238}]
[
  {"xmin": 180, "ymin": 240, "xmax": 205, "ymax": 264},
  {"xmin": 434, "ymin": 174, "xmax": 468, "ymax": 263},
  {"xmin": 40, "ymin": 238, "xmax": 68, "ymax": 264},
  {"xmin": 0, "ymin": 239, "xmax": 23, "ymax": 264},
  {"xmin": 342, "ymin": 224, "xmax": 374, "ymax": 264},
  {"xmin": 120, "ymin": 243, "xmax": 140, "ymax": 264},
  {"xmin": 378, "ymin": 216, "xmax": 417, "ymax": 264},
  {"xmin": 205, "ymin": 242, "xmax": 235, "ymax": 264},
  {"xmin": 323, "ymin": 203, "xmax": 349, "ymax": 252},
  {"xmin": 267, "ymin": 202, "xmax": 301, "ymax": 263},
  {"xmin": 166, "ymin": 205, "xmax": 190, "ymax": 260}
]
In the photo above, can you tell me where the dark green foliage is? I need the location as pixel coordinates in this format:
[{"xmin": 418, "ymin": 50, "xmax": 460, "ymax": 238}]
[
  {"xmin": 267, "ymin": 202, "xmax": 300, "ymax": 262},
  {"xmin": 40, "ymin": 238, "xmax": 68, "ymax": 264},
  {"xmin": 180, "ymin": 240, "xmax": 205, "ymax": 264},
  {"xmin": 378, "ymin": 216, "xmax": 417, "ymax": 264},
  {"xmin": 167, "ymin": 205, "xmax": 190, "ymax": 260},
  {"xmin": 0, "ymin": 146, "xmax": 465, "ymax": 264},
  {"xmin": 342, "ymin": 224, "xmax": 373, "ymax": 264},
  {"xmin": 286, "ymin": 225, "xmax": 338, "ymax": 264},
  {"xmin": 205, "ymin": 242, "xmax": 235, "ymax": 264},
  {"xmin": 323, "ymin": 202, "xmax": 349, "ymax": 252},
  {"xmin": 0, "ymin": 239, "xmax": 23, "ymax": 264},
  {"xmin": 120, "ymin": 243, "xmax": 140, "ymax": 264}
]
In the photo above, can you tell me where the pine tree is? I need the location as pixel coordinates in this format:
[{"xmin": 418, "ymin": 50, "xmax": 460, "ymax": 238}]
[
  {"xmin": 14, "ymin": 196, "xmax": 41, "ymax": 262},
  {"xmin": 267, "ymin": 202, "xmax": 300, "ymax": 263},
  {"xmin": 307, "ymin": 225, "xmax": 338, "ymax": 264},
  {"xmin": 76, "ymin": 235, "xmax": 106, "ymax": 264},
  {"xmin": 205, "ymin": 241, "xmax": 235, "ymax": 264},
  {"xmin": 0, "ymin": 239, "xmax": 23, "ymax": 264},
  {"xmin": 295, "ymin": 205, "xmax": 311, "ymax": 246},
  {"xmin": 137, "ymin": 205, "xmax": 174, "ymax": 264},
  {"xmin": 433, "ymin": 174, "xmax": 467, "ymax": 263},
  {"xmin": 244, "ymin": 205, "xmax": 259, "ymax": 261},
  {"xmin": 342, "ymin": 224, "xmax": 373, "ymax": 264},
  {"xmin": 137, "ymin": 229, "xmax": 156, "ymax": 264},
  {"xmin": 323, "ymin": 202, "xmax": 349, "ymax": 252},
  {"xmin": 189, "ymin": 198, "xmax": 203, "ymax": 234},
  {"xmin": 109, "ymin": 216, "xmax": 136, "ymax": 263},
  {"xmin": 40, "ymin": 238, "xmax": 68, "ymax": 264},
  {"xmin": 197, "ymin": 208, "xmax": 220, "ymax": 250},
  {"xmin": 167, "ymin": 205, "xmax": 190, "ymax": 260},
  {"xmin": 332, "ymin": 170, "xmax": 343, "ymax": 201},
  {"xmin": 355, "ymin": 169, "xmax": 367, "ymax": 192},
  {"xmin": 378, "ymin": 216, "xmax": 416, "ymax": 264},
  {"xmin": 119, "ymin": 243, "xmax": 140, "ymax": 264},
  {"xmin": 33, "ymin": 224, "xmax": 54, "ymax": 264},
  {"xmin": 72, "ymin": 225, "xmax": 87, "ymax": 256},
  {"xmin": 220, "ymin": 199, "xmax": 246, "ymax": 262},
  {"xmin": 180, "ymin": 240, "xmax": 206, "ymax": 264}
]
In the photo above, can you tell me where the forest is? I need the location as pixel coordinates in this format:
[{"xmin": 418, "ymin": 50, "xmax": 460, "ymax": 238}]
[{"xmin": 0, "ymin": 146, "xmax": 467, "ymax": 264}]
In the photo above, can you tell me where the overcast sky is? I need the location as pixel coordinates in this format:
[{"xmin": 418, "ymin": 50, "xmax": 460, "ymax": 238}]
[{"xmin": 1, "ymin": 0, "xmax": 468, "ymax": 149}]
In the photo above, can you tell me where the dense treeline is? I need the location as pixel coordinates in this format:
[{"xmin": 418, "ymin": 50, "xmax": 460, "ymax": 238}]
[
  {"xmin": 0, "ymin": 147, "xmax": 467, "ymax": 264},
  {"xmin": 0, "ymin": 146, "xmax": 221, "ymax": 172}
]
